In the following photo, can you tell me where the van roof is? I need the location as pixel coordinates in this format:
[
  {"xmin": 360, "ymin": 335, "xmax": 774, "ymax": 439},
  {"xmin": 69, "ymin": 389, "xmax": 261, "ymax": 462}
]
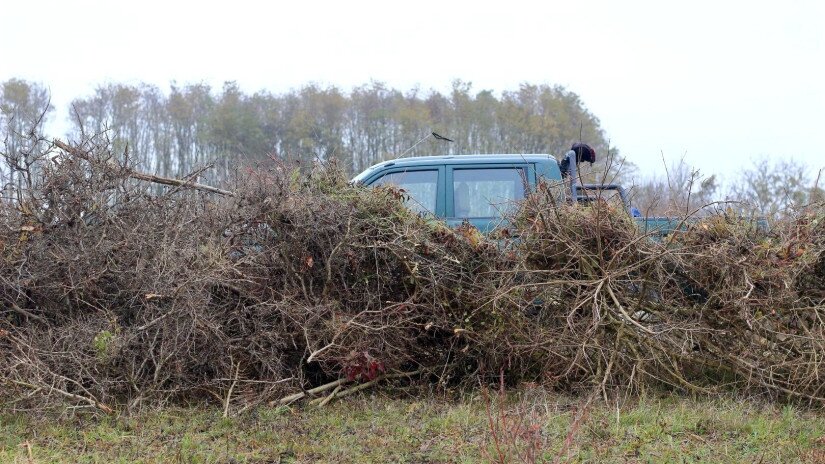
[{"xmin": 352, "ymin": 154, "xmax": 557, "ymax": 182}]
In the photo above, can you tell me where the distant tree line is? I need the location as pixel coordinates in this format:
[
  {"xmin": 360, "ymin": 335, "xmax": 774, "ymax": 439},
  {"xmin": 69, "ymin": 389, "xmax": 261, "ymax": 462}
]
[
  {"xmin": 2, "ymin": 77, "xmax": 821, "ymax": 218},
  {"xmin": 629, "ymin": 157, "xmax": 823, "ymax": 218},
  {"xmin": 1, "ymin": 78, "xmax": 608, "ymax": 184}
]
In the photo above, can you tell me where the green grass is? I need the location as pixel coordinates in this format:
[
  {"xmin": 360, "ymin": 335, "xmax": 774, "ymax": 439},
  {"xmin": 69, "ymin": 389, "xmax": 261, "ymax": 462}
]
[{"xmin": 2, "ymin": 391, "xmax": 824, "ymax": 463}]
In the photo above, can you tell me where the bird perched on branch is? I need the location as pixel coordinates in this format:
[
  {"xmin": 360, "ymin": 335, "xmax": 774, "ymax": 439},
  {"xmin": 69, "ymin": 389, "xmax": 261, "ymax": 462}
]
[{"xmin": 431, "ymin": 132, "xmax": 454, "ymax": 142}]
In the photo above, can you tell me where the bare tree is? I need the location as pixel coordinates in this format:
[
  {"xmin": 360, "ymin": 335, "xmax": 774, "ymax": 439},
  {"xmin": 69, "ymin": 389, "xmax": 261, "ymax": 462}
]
[
  {"xmin": 0, "ymin": 79, "xmax": 53, "ymax": 191},
  {"xmin": 729, "ymin": 157, "xmax": 811, "ymax": 218},
  {"xmin": 629, "ymin": 157, "xmax": 719, "ymax": 217}
]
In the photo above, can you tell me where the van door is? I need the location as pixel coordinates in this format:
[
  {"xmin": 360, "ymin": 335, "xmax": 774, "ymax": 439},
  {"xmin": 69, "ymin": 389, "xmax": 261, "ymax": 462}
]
[
  {"xmin": 365, "ymin": 166, "xmax": 445, "ymax": 218},
  {"xmin": 446, "ymin": 164, "xmax": 534, "ymax": 231}
]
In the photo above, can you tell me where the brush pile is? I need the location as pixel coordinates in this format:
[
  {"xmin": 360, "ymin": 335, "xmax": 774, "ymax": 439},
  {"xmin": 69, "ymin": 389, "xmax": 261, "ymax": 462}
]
[
  {"xmin": 511, "ymin": 190, "xmax": 825, "ymax": 401},
  {"xmin": 1, "ymin": 137, "xmax": 824, "ymax": 413}
]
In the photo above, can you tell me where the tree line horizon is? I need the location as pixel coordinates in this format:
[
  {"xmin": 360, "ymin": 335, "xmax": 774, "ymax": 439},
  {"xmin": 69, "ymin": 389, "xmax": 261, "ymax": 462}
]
[{"xmin": 1, "ymin": 77, "xmax": 820, "ymax": 216}]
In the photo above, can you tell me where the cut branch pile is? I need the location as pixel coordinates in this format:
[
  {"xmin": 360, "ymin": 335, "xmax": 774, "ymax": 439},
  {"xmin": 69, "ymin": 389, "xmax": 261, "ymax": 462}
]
[
  {"xmin": 509, "ymin": 188, "xmax": 825, "ymax": 402},
  {"xmin": 1, "ymin": 135, "xmax": 824, "ymax": 413}
]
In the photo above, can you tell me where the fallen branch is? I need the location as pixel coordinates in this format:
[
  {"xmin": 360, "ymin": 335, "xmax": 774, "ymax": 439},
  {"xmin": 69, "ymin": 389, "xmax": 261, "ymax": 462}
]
[
  {"xmin": 8, "ymin": 378, "xmax": 114, "ymax": 414},
  {"xmin": 6, "ymin": 301, "xmax": 48, "ymax": 325},
  {"xmin": 53, "ymin": 139, "xmax": 235, "ymax": 196},
  {"xmin": 312, "ymin": 384, "xmax": 342, "ymax": 407},
  {"xmin": 312, "ymin": 368, "xmax": 426, "ymax": 406},
  {"xmin": 606, "ymin": 284, "xmax": 655, "ymax": 335},
  {"xmin": 273, "ymin": 377, "xmax": 350, "ymax": 406},
  {"xmin": 279, "ymin": 368, "xmax": 425, "ymax": 408},
  {"xmin": 223, "ymin": 359, "xmax": 241, "ymax": 417}
]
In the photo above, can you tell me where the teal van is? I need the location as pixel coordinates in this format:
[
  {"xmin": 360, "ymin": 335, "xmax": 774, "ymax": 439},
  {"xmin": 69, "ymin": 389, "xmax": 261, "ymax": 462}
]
[
  {"xmin": 352, "ymin": 153, "xmax": 755, "ymax": 236},
  {"xmin": 352, "ymin": 154, "xmax": 564, "ymax": 231}
]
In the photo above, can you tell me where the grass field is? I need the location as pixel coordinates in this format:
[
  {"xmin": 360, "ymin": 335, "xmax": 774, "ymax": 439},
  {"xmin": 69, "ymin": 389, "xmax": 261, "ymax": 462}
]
[{"xmin": 2, "ymin": 390, "xmax": 825, "ymax": 463}]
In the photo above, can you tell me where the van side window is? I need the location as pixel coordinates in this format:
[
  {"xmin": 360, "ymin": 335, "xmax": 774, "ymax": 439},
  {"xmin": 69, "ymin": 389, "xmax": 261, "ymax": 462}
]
[
  {"xmin": 453, "ymin": 168, "xmax": 526, "ymax": 218},
  {"xmin": 371, "ymin": 170, "xmax": 438, "ymax": 215}
]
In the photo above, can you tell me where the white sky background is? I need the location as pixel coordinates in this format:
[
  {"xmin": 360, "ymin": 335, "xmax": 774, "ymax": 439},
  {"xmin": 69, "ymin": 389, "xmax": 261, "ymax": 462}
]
[{"xmin": 1, "ymin": 0, "xmax": 823, "ymax": 184}]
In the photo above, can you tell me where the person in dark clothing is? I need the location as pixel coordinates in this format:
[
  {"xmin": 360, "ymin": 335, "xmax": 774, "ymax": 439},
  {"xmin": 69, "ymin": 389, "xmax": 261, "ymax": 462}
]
[
  {"xmin": 559, "ymin": 142, "xmax": 596, "ymax": 178},
  {"xmin": 571, "ymin": 142, "xmax": 596, "ymax": 164}
]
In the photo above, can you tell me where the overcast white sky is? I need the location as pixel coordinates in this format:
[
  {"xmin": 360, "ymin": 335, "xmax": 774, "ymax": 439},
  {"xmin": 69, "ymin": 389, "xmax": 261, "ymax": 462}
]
[{"xmin": 2, "ymin": 0, "xmax": 823, "ymax": 183}]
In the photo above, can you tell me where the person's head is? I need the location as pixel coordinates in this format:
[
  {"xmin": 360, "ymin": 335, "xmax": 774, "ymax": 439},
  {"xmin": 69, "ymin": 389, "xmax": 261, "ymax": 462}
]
[{"xmin": 571, "ymin": 142, "xmax": 596, "ymax": 164}]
